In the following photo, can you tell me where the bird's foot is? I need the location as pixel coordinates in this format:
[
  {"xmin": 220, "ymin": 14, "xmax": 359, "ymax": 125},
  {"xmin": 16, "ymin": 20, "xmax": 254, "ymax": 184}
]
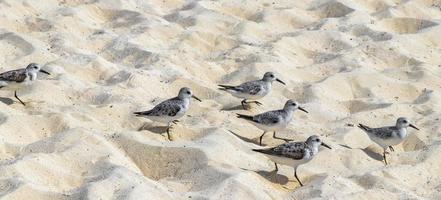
[{"xmin": 389, "ymin": 146, "xmax": 395, "ymax": 152}]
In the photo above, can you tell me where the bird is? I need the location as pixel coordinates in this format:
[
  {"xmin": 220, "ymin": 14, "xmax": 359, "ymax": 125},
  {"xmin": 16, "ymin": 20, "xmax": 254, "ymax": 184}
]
[
  {"xmin": 253, "ymin": 135, "xmax": 331, "ymax": 186},
  {"xmin": 357, "ymin": 117, "xmax": 419, "ymax": 165},
  {"xmin": 236, "ymin": 100, "xmax": 308, "ymax": 145},
  {"xmin": 0, "ymin": 63, "xmax": 51, "ymax": 106},
  {"xmin": 134, "ymin": 87, "xmax": 202, "ymax": 140},
  {"xmin": 218, "ymin": 72, "xmax": 285, "ymax": 109}
]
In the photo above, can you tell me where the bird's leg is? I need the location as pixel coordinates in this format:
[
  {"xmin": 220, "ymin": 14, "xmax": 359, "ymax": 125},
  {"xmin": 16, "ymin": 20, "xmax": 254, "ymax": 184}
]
[
  {"xmin": 294, "ymin": 168, "xmax": 304, "ymax": 186},
  {"xmin": 14, "ymin": 91, "xmax": 26, "ymax": 106},
  {"xmin": 383, "ymin": 149, "xmax": 388, "ymax": 165},
  {"xmin": 272, "ymin": 163, "xmax": 279, "ymax": 183},
  {"xmin": 166, "ymin": 122, "xmax": 173, "ymax": 141},
  {"xmin": 241, "ymin": 99, "xmax": 247, "ymax": 109},
  {"xmin": 259, "ymin": 132, "xmax": 267, "ymax": 146},
  {"xmin": 389, "ymin": 146, "xmax": 395, "ymax": 152},
  {"xmin": 272, "ymin": 132, "xmax": 292, "ymax": 142},
  {"xmin": 172, "ymin": 120, "xmax": 180, "ymax": 125},
  {"xmin": 247, "ymin": 101, "xmax": 263, "ymax": 106}
]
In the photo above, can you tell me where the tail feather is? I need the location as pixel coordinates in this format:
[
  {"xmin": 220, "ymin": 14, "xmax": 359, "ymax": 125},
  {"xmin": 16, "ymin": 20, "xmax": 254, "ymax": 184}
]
[
  {"xmin": 357, "ymin": 123, "xmax": 371, "ymax": 131},
  {"xmin": 236, "ymin": 113, "xmax": 255, "ymax": 121},
  {"xmin": 252, "ymin": 149, "xmax": 265, "ymax": 153},
  {"xmin": 218, "ymin": 84, "xmax": 239, "ymax": 91},
  {"xmin": 252, "ymin": 148, "xmax": 275, "ymax": 155},
  {"xmin": 134, "ymin": 111, "xmax": 150, "ymax": 116}
]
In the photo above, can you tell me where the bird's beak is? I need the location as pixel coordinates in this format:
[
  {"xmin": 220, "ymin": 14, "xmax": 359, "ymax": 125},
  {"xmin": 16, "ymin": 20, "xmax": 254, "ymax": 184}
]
[
  {"xmin": 321, "ymin": 142, "xmax": 331, "ymax": 149},
  {"xmin": 276, "ymin": 78, "xmax": 286, "ymax": 85},
  {"xmin": 409, "ymin": 124, "xmax": 419, "ymax": 130},
  {"xmin": 192, "ymin": 95, "xmax": 202, "ymax": 102},
  {"xmin": 298, "ymin": 106, "xmax": 308, "ymax": 113},
  {"xmin": 39, "ymin": 69, "xmax": 51, "ymax": 75}
]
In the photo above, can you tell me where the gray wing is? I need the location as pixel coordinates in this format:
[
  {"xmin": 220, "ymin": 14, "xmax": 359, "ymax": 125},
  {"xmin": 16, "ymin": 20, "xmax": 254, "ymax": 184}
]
[
  {"xmin": 237, "ymin": 80, "xmax": 264, "ymax": 95},
  {"xmin": 135, "ymin": 98, "xmax": 182, "ymax": 117},
  {"xmin": 254, "ymin": 142, "xmax": 306, "ymax": 160},
  {"xmin": 254, "ymin": 110, "xmax": 284, "ymax": 125},
  {"xmin": 0, "ymin": 69, "xmax": 27, "ymax": 82},
  {"xmin": 370, "ymin": 126, "xmax": 397, "ymax": 139}
]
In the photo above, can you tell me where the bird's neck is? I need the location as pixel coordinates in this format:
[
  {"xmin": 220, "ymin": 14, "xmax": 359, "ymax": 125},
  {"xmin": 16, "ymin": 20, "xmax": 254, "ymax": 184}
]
[
  {"xmin": 397, "ymin": 127, "xmax": 408, "ymax": 139},
  {"xmin": 308, "ymin": 143, "xmax": 319, "ymax": 155},
  {"xmin": 27, "ymin": 72, "xmax": 37, "ymax": 81},
  {"xmin": 182, "ymin": 98, "xmax": 190, "ymax": 107}
]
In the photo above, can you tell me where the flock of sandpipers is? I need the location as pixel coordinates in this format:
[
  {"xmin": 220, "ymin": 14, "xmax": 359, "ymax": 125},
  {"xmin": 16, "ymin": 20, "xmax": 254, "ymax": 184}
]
[{"xmin": 0, "ymin": 64, "xmax": 420, "ymax": 187}]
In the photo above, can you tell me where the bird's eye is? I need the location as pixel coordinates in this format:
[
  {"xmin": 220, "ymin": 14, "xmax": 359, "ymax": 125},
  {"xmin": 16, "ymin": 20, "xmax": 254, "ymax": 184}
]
[
  {"xmin": 292, "ymin": 103, "xmax": 297, "ymax": 106},
  {"xmin": 270, "ymin": 74, "xmax": 274, "ymax": 77},
  {"xmin": 186, "ymin": 91, "xmax": 191, "ymax": 95},
  {"xmin": 33, "ymin": 66, "xmax": 38, "ymax": 69},
  {"xmin": 316, "ymin": 139, "xmax": 320, "ymax": 142},
  {"xmin": 403, "ymin": 120, "xmax": 408, "ymax": 123}
]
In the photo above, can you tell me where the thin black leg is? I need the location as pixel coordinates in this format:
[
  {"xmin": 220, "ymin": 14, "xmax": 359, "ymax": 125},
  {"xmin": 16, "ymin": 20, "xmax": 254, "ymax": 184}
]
[
  {"xmin": 294, "ymin": 169, "xmax": 303, "ymax": 186},
  {"xmin": 241, "ymin": 99, "xmax": 247, "ymax": 109},
  {"xmin": 383, "ymin": 150, "xmax": 388, "ymax": 165},
  {"xmin": 272, "ymin": 132, "xmax": 292, "ymax": 142},
  {"xmin": 247, "ymin": 101, "xmax": 263, "ymax": 106},
  {"xmin": 259, "ymin": 132, "xmax": 266, "ymax": 146},
  {"xmin": 166, "ymin": 122, "xmax": 174, "ymax": 141},
  {"xmin": 389, "ymin": 146, "xmax": 395, "ymax": 152},
  {"xmin": 14, "ymin": 91, "xmax": 26, "ymax": 106},
  {"xmin": 166, "ymin": 126, "xmax": 172, "ymax": 141},
  {"xmin": 274, "ymin": 163, "xmax": 278, "ymax": 172}
]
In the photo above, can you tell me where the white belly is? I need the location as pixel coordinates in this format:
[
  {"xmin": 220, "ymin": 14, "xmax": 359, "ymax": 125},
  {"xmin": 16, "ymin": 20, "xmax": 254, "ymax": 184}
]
[
  {"xmin": 144, "ymin": 103, "xmax": 188, "ymax": 124},
  {"xmin": 265, "ymin": 154, "xmax": 309, "ymax": 168},
  {"xmin": 0, "ymin": 80, "xmax": 33, "ymax": 90},
  {"xmin": 252, "ymin": 121, "xmax": 288, "ymax": 132},
  {"xmin": 369, "ymin": 135, "xmax": 404, "ymax": 149},
  {"xmin": 230, "ymin": 91, "xmax": 267, "ymax": 100}
]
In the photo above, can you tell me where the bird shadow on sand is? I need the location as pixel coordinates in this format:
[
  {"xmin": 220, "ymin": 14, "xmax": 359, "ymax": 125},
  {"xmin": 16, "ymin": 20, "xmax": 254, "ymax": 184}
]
[
  {"xmin": 0, "ymin": 97, "xmax": 14, "ymax": 105},
  {"xmin": 339, "ymin": 144, "xmax": 383, "ymax": 161},
  {"xmin": 221, "ymin": 104, "xmax": 247, "ymax": 111},
  {"xmin": 240, "ymin": 167, "xmax": 290, "ymax": 184},
  {"xmin": 138, "ymin": 123, "xmax": 168, "ymax": 134},
  {"xmin": 228, "ymin": 130, "xmax": 265, "ymax": 146}
]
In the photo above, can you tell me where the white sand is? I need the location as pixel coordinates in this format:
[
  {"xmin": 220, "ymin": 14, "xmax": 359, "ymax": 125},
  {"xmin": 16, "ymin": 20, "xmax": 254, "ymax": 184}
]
[{"xmin": 0, "ymin": 0, "xmax": 440, "ymax": 199}]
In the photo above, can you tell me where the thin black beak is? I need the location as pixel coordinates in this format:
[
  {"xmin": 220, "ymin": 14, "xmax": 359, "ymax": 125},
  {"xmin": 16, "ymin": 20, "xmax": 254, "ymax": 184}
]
[
  {"xmin": 409, "ymin": 124, "xmax": 419, "ymax": 130},
  {"xmin": 276, "ymin": 78, "xmax": 285, "ymax": 85},
  {"xmin": 192, "ymin": 95, "xmax": 202, "ymax": 102},
  {"xmin": 39, "ymin": 69, "xmax": 51, "ymax": 75},
  {"xmin": 298, "ymin": 106, "xmax": 308, "ymax": 113},
  {"xmin": 321, "ymin": 142, "xmax": 331, "ymax": 149}
]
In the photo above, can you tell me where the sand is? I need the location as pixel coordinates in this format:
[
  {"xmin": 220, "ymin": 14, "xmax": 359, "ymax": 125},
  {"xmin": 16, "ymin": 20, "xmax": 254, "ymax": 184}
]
[{"xmin": 0, "ymin": 0, "xmax": 440, "ymax": 199}]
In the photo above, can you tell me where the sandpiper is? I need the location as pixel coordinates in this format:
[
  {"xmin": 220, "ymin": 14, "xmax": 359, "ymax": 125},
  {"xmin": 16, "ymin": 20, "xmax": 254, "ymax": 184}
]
[
  {"xmin": 358, "ymin": 117, "xmax": 419, "ymax": 165},
  {"xmin": 237, "ymin": 100, "xmax": 308, "ymax": 145},
  {"xmin": 134, "ymin": 87, "xmax": 201, "ymax": 140},
  {"xmin": 218, "ymin": 72, "xmax": 285, "ymax": 109},
  {"xmin": 0, "ymin": 63, "xmax": 51, "ymax": 106},
  {"xmin": 253, "ymin": 135, "xmax": 331, "ymax": 186}
]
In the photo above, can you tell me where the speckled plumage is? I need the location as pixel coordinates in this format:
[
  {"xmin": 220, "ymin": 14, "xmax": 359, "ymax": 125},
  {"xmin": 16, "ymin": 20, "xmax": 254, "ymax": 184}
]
[
  {"xmin": 0, "ymin": 68, "xmax": 28, "ymax": 83},
  {"xmin": 255, "ymin": 141, "xmax": 309, "ymax": 160},
  {"xmin": 0, "ymin": 63, "xmax": 50, "ymax": 106},
  {"xmin": 135, "ymin": 97, "xmax": 183, "ymax": 117},
  {"xmin": 237, "ymin": 100, "xmax": 308, "ymax": 145},
  {"xmin": 358, "ymin": 117, "xmax": 419, "ymax": 165},
  {"xmin": 134, "ymin": 87, "xmax": 201, "ymax": 140},
  {"xmin": 218, "ymin": 72, "xmax": 285, "ymax": 108},
  {"xmin": 253, "ymin": 135, "xmax": 331, "ymax": 186}
]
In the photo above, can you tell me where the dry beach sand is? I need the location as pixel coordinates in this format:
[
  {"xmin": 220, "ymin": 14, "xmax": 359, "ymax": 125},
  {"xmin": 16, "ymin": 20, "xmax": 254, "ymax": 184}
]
[{"xmin": 1, "ymin": 0, "xmax": 441, "ymax": 199}]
